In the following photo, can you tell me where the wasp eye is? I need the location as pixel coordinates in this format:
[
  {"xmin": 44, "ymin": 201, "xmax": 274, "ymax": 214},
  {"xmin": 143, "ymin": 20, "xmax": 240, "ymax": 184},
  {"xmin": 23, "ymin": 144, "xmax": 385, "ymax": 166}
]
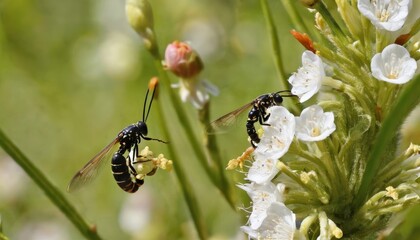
[{"xmin": 273, "ymin": 94, "xmax": 283, "ymax": 104}]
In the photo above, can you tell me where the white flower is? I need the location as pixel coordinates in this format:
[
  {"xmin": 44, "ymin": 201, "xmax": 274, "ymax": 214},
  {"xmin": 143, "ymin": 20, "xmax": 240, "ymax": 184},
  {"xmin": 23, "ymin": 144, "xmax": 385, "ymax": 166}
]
[
  {"xmin": 288, "ymin": 51, "xmax": 325, "ymax": 103},
  {"xmin": 254, "ymin": 106, "xmax": 296, "ymax": 160},
  {"xmin": 358, "ymin": 0, "xmax": 412, "ymax": 32},
  {"xmin": 238, "ymin": 182, "xmax": 285, "ymax": 229},
  {"xmin": 242, "ymin": 202, "xmax": 298, "ymax": 240},
  {"xmin": 172, "ymin": 77, "xmax": 219, "ymax": 109},
  {"xmin": 295, "ymin": 105, "xmax": 336, "ymax": 142},
  {"xmin": 371, "ymin": 44, "xmax": 417, "ymax": 84},
  {"xmin": 248, "ymin": 106, "xmax": 295, "ymax": 184}
]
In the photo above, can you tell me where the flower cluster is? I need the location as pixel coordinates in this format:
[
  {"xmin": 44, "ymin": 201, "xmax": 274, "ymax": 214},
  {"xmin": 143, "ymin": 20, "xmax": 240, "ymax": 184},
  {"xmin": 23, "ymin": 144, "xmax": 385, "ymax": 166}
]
[
  {"xmin": 241, "ymin": 103, "xmax": 337, "ymax": 238},
  {"xmin": 237, "ymin": 1, "xmax": 419, "ymax": 238},
  {"xmin": 129, "ymin": 146, "xmax": 173, "ymax": 181}
]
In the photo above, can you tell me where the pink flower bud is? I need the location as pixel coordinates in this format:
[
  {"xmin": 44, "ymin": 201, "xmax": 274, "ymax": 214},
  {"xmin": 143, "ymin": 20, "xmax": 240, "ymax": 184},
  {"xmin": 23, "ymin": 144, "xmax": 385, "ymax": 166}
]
[{"xmin": 164, "ymin": 41, "xmax": 203, "ymax": 78}]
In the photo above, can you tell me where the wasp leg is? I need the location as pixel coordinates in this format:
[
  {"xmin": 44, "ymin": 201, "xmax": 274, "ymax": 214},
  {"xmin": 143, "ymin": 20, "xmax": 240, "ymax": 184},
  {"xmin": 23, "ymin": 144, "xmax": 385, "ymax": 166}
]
[{"xmin": 143, "ymin": 136, "xmax": 168, "ymax": 144}]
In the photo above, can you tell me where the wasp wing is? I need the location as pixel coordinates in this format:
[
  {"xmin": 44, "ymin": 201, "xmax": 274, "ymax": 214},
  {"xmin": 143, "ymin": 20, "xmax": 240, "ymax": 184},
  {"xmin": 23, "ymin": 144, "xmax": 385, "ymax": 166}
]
[
  {"xmin": 209, "ymin": 101, "xmax": 254, "ymax": 134},
  {"xmin": 67, "ymin": 137, "xmax": 120, "ymax": 192}
]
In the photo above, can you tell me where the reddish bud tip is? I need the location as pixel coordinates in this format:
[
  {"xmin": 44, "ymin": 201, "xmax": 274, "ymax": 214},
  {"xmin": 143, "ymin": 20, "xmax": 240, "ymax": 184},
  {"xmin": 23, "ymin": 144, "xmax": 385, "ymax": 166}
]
[
  {"xmin": 290, "ymin": 30, "xmax": 316, "ymax": 53},
  {"xmin": 394, "ymin": 33, "xmax": 411, "ymax": 46},
  {"xmin": 163, "ymin": 41, "xmax": 204, "ymax": 78}
]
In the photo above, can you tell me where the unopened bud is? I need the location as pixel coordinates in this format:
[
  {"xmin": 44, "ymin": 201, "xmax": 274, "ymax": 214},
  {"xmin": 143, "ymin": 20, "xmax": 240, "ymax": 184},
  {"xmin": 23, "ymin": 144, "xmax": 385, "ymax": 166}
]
[
  {"xmin": 163, "ymin": 41, "xmax": 204, "ymax": 78},
  {"xmin": 290, "ymin": 30, "xmax": 316, "ymax": 53},
  {"xmin": 300, "ymin": 0, "xmax": 319, "ymax": 8},
  {"xmin": 395, "ymin": 33, "xmax": 411, "ymax": 45},
  {"xmin": 126, "ymin": 0, "xmax": 157, "ymax": 54}
]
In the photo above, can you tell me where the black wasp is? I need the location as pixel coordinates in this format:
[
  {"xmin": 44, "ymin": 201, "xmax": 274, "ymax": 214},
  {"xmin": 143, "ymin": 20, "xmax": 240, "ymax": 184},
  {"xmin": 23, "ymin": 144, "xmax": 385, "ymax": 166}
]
[
  {"xmin": 68, "ymin": 83, "xmax": 166, "ymax": 193},
  {"xmin": 210, "ymin": 90, "xmax": 296, "ymax": 148}
]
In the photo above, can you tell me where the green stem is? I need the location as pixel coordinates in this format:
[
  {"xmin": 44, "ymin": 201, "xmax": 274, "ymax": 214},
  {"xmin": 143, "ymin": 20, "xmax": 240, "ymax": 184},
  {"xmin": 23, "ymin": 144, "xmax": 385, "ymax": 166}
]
[
  {"xmin": 353, "ymin": 75, "xmax": 420, "ymax": 209},
  {"xmin": 281, "ymin": 0, "xmax": 311, "ymax": 34},
  {"xmin": 153, "ymin": 60, "xmax": 221, "ymax": 188},
  {"xmin": 259, "ymin": 0, "xmax": 288, "ymax": 88},
  {"xmin": 155, "ymin": 96, "xmax": 208, "ymax": 240},
  {"xmin": 0, "ymin": 215, "xmax": 8, "ymax": 240},
  {"xmin": 0, "ymin": 129, "xmax": 102, "ymax": 240},
  {"xmin": 198, "ymin": 102, "xmax": 236, "ymax": 209},
  {"xmin": 315, "ymin": 1, "xmax": 348, "ymax": 44}
]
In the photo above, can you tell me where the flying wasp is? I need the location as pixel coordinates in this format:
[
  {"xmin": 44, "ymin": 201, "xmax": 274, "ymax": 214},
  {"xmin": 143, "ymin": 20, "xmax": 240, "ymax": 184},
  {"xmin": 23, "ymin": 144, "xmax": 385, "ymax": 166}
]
[
  {"xmin": 67, "ymin": 82, "xmax": 166, "ymax": 193},
  {"xmin": 210, "ymin": 90, "xmax": 296, "ymax": 148}
]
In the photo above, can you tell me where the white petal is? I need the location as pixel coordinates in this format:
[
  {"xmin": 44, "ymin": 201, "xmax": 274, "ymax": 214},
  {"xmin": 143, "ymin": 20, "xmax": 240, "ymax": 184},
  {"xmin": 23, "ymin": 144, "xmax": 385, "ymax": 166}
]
[
  {"xmin": 371, "ymin": 44, "xmax": 417, "ymax": 84},
  {"xmin": 256, "ymin": 202, "xmax": 297, "ymax": 240},
  {"xmin": 238, "ymin": 182, "xmax": 285, "ymax": 229},
  {"xmin": 254, "ymin": 106, "xmax": 295, "ymax": 160},
  {"xmin": 295, "ymin": 105, "xmax": 336, "ymax": 142},
  {"xmin": 247, "ymin": 157, "xmax": 279, "ymax": 184},
  {"xmin": 288, "ymin": 51, "xmax": 324, "ymax": 103},
  {"xmin": 358, "ymin": 0, "xmax": 412, "ymax": 31}
]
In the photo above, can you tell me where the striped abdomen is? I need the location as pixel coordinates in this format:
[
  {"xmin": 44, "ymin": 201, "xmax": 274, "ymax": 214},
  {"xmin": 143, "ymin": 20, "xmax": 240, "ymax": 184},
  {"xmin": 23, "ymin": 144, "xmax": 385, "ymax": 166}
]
[
  {"xmin": 111, "ymin": 152, "xmax": 144, "ymax": 193},
  {"xmin": 247, "ymin": 107, "xmax": 260, "ymax": 148}
]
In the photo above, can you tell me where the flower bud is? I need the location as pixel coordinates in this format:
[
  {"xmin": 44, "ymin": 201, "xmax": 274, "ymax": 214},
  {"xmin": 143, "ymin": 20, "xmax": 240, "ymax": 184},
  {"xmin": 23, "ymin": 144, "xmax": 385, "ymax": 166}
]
[
  {"xmin": 290, "ymin": 30, "xmax": 315, "ymax": 53},
  {"xmin": 163, "ymin": 41, "xmax": 204, "ymax": 78},
  {"xmin": 395, "ymin": 33, "xmax": 411, "ymax": 45},
  {"xmin": 126, "ymin": 0, "xmax": 157, "ymax": 53},
  {"xmin": 299, "ymin": 0, "xmax": 319, "ymax": 8}
]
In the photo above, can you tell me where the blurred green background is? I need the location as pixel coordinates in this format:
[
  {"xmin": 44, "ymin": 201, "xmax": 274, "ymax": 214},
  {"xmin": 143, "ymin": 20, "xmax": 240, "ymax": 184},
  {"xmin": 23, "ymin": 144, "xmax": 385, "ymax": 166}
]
[{"xmin": 0, "ymin": 0, "xmax": 419, "ymax": 239}]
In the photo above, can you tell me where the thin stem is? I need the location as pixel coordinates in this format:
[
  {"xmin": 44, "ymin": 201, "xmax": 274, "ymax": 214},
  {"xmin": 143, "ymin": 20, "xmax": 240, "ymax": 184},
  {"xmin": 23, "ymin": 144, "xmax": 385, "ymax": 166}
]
[
  {"xmin": 259, "ymin": 0, "xmax": 288, "ymax": 88},
  {"xmin": 198, "ymin": 102, "xmax": 236, "ymax": 209},
  {"xmin": 0, "ymin": 129, "xmax": 102, "ymax": 240},
  {"xmin": 155, "ymin": 97, "xmax": 208, "ymax": 240},
  {"xmin": 153, "ymin": 60, "xmax": 221, "ymax": 188},
  {"xmin": 314, "ymin": 1, "xmax": 348, "ymax": 44},
  {"xmin": 0, "ymin": 215, "xmax": 8, "ymax": 240},
  {"xmin": 281, "ymin": 0, "xmax": 311, "ymax": 34}
]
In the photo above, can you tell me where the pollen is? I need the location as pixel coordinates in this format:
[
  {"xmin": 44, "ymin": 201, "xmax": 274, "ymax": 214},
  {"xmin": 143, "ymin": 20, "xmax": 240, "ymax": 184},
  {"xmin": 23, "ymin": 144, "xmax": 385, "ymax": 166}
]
[
  {"xmin": 311, "ymin": 126, "xmax": 321, "ymax": 137},
  {"xmin": 226, "ymin": 147, "xmax": 254, "ymax": 170},
  {"xmin": 386, "ymin": 186, "xmax": 398, "ymax": 200}
]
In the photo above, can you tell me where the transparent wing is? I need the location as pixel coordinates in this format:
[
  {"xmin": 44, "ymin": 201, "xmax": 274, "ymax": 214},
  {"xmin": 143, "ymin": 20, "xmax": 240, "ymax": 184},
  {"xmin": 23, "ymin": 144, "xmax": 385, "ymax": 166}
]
[
  {"xmin": 67, "ymin": 137, "xmax": 120, "ymax": 192},
  {"xmin": 209, "ymin": 101, "xmax": 254, "ymax": 133}
]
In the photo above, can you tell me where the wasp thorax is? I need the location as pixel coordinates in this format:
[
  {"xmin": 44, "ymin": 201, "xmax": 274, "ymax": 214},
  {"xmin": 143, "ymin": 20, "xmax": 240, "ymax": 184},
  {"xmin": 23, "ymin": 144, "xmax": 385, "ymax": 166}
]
[{"xmin": 137, "ymin": 121, "xmax": 148, "ymax": 136}]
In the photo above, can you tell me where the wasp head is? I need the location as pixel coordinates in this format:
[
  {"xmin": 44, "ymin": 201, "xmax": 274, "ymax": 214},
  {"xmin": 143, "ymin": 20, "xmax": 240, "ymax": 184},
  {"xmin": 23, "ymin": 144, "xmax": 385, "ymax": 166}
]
[
  {"xmin": 273, "ymin": 93, "xmax": 284, "ymax": 105},
  {"xmin": 136, "ymin": 121, "xmax": 148, "ymax": 136}
]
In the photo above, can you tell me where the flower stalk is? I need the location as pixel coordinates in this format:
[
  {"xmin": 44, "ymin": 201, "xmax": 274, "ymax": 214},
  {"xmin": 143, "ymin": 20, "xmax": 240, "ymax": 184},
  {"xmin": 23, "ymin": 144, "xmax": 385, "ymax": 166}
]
[
  {"xmin": 259, "ymin": 0, "xmax": 288, "ymax": 89},
  {"xmin": 153, "ymin": 94, "xmax": 208, "ymax": 240}
]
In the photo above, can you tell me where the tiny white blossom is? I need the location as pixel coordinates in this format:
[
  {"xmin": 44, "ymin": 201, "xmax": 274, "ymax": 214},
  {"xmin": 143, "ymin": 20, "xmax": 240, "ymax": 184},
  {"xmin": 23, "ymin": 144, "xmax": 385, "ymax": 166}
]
[
  {"xmin": 358, "ymin": 0, "xmax": 412, "ymax": 32},
  {"xmin": 371, "ymin": 44, "xmax": 417, "ymax": 84},
  {"xmin": 172, "ymin": 78, "xmax": 219, "ymax": 109},
  {"xmin": 288, "ymin": 51, "xmax": 325, "ymax": 102},
  {"xmin": 254, "ymin": 106, "xmax": 296, "ymax": 160},
  {"xmin": 242, "ymin": 202, "xmax": 298, "ymax": 240},
  {"xmin": 238, "ymin": 182, "xmax": 285, "ymax": 229},
  {"xmin": 247, "ymin": 157, "xmax": 280, "ymax": 184},
  {"xmin": 295, "ymin": 105, "xmax": 336, "ymax": 142}
]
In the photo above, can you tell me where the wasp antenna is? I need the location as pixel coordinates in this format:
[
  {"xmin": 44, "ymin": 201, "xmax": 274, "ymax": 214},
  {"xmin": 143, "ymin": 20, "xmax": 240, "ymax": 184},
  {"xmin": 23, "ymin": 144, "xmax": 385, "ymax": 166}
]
[
  {"xmin": 276, "ymin": 90, "xmax": 292, "ymax": 94},
  {"xmin": 142, "ymin": 88, "xmax": 150, "ymax": 122},
  {"xmin": 281, "ymin": 94, "xmax": 298, "ymax": 98}
]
